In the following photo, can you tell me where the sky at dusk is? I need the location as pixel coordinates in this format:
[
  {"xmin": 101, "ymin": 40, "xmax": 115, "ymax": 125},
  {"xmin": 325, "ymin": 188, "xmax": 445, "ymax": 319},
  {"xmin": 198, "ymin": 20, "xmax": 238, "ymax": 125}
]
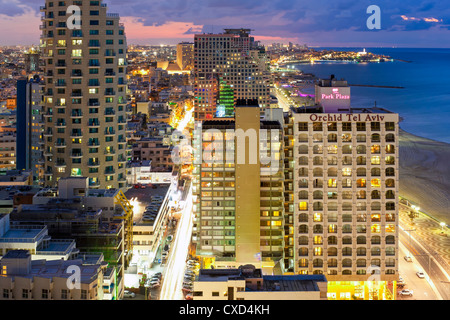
[{"xmin": 0, "ymin": 0, "xmax": 449, "ymax": 47}]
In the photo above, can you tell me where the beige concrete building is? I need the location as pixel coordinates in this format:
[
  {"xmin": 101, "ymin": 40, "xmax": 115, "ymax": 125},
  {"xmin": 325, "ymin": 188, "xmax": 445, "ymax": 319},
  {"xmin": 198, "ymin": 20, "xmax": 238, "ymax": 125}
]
[
  {"xmin": 0, "ymin": 250, "xmax": 111, "ymax": 300},
  {"xmin": 40, "ymin": 0, "xmax": 128, "ymax": 189},
  {"xmin": 192, "ymin": 100, "xmax": 284, "ymax": 272},
  {"xmin": 290, "ymin": 107, "xmax": 399, "ymax": 283}
]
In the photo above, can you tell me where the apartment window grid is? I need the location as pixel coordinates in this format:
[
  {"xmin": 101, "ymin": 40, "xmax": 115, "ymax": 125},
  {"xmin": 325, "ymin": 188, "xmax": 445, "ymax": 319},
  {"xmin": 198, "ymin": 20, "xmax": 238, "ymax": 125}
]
[
  {"xmin": 294, "ymin": 118, "xmax": 398, "ymax": 277},
  {"xmin": 41, "ymin": 0, "xmax": 128, "ymax": 189},
  {"xmin": 197, "ymin": 128, "xmax": 237, "ymax": 255},
  {"xmin": 194, "ymin": 35, "xmax": 270, "ymax": 120}
]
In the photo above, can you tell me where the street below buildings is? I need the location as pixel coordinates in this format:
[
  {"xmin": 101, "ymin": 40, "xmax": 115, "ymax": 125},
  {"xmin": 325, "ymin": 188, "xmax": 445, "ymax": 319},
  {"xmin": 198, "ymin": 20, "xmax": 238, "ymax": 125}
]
[
  {"xmin": 399, "ymin": 226, "xmax": 450, "ymax": 300},
  {"xmin": 159, "ymin": 181, "xmax": 193, "ymax": 300}
]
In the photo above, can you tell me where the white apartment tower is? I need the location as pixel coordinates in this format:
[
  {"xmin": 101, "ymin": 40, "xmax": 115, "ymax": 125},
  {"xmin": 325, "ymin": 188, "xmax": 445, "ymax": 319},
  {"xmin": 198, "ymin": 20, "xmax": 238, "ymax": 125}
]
[
  {"xmin": 40, "ymin": 0, "xmax": 128, "ymax": 189},
  {"xmin": 193, "ymin": 29, "xmax": 270, "ymax": 121}
]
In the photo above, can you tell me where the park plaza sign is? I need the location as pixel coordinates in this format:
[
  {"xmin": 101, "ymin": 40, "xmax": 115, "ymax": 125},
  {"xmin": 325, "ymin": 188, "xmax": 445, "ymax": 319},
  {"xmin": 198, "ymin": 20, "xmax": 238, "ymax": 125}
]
[
  {"xmin": 320, "ymin": 88, "xmax": 350, "ymax": 100},
  {"xmin": 309, "ymin": 113, "xmax": 386, "ymax": 122}
]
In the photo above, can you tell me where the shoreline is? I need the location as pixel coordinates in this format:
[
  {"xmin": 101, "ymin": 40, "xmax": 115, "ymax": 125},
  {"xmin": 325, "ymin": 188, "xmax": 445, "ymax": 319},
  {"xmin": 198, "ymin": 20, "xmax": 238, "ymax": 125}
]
[{"xmin": 398, "ymin": 128, "xmax": 450, "ymax": 225}]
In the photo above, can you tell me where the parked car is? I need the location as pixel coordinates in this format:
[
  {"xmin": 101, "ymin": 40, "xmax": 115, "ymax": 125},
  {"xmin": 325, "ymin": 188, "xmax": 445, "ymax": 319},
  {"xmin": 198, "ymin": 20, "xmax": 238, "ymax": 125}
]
[
  {"xmin": 184, "ymin": 274, "xmax": 195, "ymax": 280},
  {"xmin": 185, "ymin": 293, "xmax": 193, "ymax": 300},
  {"xmin": 404, "ymin": 256, "xmax": 413, "ymax": 262},
  {"xmin": 416, "ymin": 271, "xmax": 425, "ymax": 278},
  {"xmin": 123, "ymin": 290, "xmax": 136, "ymax": 298},
  {"xmin": 167, "ymin": 235, "xmax": 173, "ymax": 242},
  {"xmin": 399, "ymin": 289, "xmax": 414, "ymax": 296},
  {"xmin": 163, "ymin": 244, "xmax": 170, "ymax": 252}
]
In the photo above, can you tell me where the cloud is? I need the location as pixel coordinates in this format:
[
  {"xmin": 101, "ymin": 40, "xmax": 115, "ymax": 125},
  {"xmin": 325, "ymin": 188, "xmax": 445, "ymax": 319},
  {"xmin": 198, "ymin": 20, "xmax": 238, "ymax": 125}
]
[{"xmin": 0, "ymin": 0, "xmax": 450, "ymax": 46}]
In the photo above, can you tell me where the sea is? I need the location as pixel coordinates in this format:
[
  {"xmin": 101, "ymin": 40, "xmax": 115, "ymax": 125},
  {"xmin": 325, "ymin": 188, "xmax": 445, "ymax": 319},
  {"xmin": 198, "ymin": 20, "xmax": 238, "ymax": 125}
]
[{"xmin": 291, "ymin": 47, "xmax": 450, "ymax": 144}]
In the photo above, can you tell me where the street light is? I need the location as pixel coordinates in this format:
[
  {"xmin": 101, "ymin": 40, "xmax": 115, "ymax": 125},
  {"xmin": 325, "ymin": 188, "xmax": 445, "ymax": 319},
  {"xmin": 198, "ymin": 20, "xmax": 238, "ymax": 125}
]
[{"xmin": 440, "ymin": 222, "xmax": 446, "ymax": 233}]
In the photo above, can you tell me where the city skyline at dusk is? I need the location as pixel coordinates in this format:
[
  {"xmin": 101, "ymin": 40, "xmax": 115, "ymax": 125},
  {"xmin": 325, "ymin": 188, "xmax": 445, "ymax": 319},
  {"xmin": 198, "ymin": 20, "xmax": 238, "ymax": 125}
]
[
  {"xmin": 0, "ymin": 0, "xmax": 448, "ymax": 306},
  {"xmin": 0, "ymin": 0, "xmax": 450, "ymax": 47}
]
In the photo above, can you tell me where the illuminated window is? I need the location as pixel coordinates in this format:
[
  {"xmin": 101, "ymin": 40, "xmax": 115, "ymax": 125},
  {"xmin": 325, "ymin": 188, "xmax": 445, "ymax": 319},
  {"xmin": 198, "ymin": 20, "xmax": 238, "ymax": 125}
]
[
  {"xmin": 299, "ymin": 202, "xmax": 308, "ymax": 211},
  {"xmin": 371, "ymin": 145, "xmax": 380, "ymax": 154},
  {"xmin": 371, "ymin": 156, "xmax": 380, "ymax": 165},
  {"xmin": 371, "ymin": 179, "xmax": 381, "ymax": 187},
  {"xmin": 385, "ymin": 224, "xmax": 395, "ymax": 233},
  {"xmin": 313, "ymin": 235, "xmax": 323, "ymax": 245},
  {"xmin": 328, "ymin": 224, "xmax": 337, "ymax": 233},
  {"xmin": 371, "ymin": 224, "xmax": 381, "ymax": 233},
  {"xmin": 371, "ymin": 214, "xmax": 381, "ymax": 222},
  {"xmin": 356, "ymin": 179, "xmax": 366, "ymax": 188},
  {"xmin": 314, "ymin": 247, "xmax": 323, "ymax": 256},
  {"xmin": 72, "ymin": 49, "xmax": 82, "ymax": 57},
  {"xmin": 328, "ymin": 179, "xmax": 337, "ymax": 188},
  {"xmin": 313, "ymin": 212, "xmax": 322, "ymax": 222},
  {"xmin": 342, "ymin": 168, "xmax": 352, "ymax": 176}
]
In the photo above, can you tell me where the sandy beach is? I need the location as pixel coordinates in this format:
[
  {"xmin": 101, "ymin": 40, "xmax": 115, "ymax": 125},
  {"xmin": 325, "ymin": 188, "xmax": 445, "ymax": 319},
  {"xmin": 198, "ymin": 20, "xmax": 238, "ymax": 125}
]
[{"xmin": 399, "ymin": 129, "xmax": 450, "ymax": 225}]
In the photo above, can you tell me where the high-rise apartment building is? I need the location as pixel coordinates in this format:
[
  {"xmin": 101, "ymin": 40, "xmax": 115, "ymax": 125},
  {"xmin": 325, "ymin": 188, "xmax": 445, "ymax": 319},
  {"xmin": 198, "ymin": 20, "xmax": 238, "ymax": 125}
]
[
  {"xmin": 16, "ymin": 77, "xmax": 44, "ymax": 184},
  {"xmin": 193, "ymin": 29, "xmax": 270, "ymax": 121},
  {"xmin": 176, "ymin": 42, "xmax": 194, "ymax": 71},
  {"xmin": 40, "ymin": 0, "xmax": 128, "ymax": 189},
  {"xmin": 192, "ymin": 100, "xmax": 284, "ymax": 273},
  {"xmin": 274, "ymin": 77, "xmax": 399, "ymax": 300}
]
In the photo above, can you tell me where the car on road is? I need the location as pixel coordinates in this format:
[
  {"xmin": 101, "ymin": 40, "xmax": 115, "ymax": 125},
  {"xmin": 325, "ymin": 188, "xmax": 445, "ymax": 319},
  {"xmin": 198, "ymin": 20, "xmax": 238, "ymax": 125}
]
[
  {"xmin": 399, "ymin": 289, "xmax": 414, "ymax": 296},
  {"xmin": 151, "ymin": 282, "xmax": 160, "ymax": 289},
  {"xmin": 163, "ymin": 244, "xmax": 170, "ymax": 252},
  {"xmin": 184, "ymin": 274, "xmax": 195, "ymax": 280},
  {"xmin": 416, "ymin": 271, "xmax": 425, "ymax": 278},
  {"xmin": 167, "ymin": 235, "xmax": 173, "ymax": 242},
  {"xmin": 153, "ymin": 272, "xmax": 162, "ymax": 278},
  {"xmin": 185, "ymin": 293, "xmax": 193, "ymax": 300},
  {"xmin": 404, "ymin": 256, "xmax": 413, "ymax": 262},
  {"xmin": 123, "ymin": 290, "xmax": 136, "ymax": 298}
]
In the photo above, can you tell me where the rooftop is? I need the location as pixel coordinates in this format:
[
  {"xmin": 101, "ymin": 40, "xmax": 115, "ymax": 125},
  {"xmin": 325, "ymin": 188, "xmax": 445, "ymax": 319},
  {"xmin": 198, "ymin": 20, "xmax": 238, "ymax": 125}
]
[{"xmin": 261, "ymin": 275, "xmax": 327, "ymax": 292}]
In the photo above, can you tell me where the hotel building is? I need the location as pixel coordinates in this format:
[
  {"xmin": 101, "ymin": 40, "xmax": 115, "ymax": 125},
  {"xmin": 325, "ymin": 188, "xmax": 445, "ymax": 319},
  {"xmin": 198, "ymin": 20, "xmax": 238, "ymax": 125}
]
[
  {"xmin": 283, "ymin": 77, "xmax": 400, "ymax": 299},
  {"xmin": 192, "ymin": 100, "xmax": 284, "ymax": 273},
  {"xmin": 40, "ymin": 0, "xmax": 128, "ymax": 189},
  {"xmin": 193, "ymin": 29, "xmax": 270, "ymax": 120}
]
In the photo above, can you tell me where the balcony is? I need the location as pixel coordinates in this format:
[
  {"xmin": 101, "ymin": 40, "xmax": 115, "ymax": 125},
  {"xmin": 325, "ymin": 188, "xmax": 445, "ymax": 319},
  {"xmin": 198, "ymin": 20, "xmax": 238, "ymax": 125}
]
[
  {"xmin": 70, "ymin": 152, "xmax": 83, "ymax": 158},
  {"xmin": 55, "ymin": 161, "xmax": 67, "ymax": 168},
  {"xmin": 88, "ymin": 122, "xmax": 100, "ymax": 128},
  {"xmin": 71, "ymin": 111, "xmax": 83, "ymax": 118},
  {"xmin": 88, "ymin": 162, "xmax": 101, "ymax": 168},
  {"xmin": 55, "ymin": 122, "xmax": 67, "ymax": 128},
  {"xmin": 70, "ymin": 132, "xmax": 83, "ymax": 139},
  {"xmin": 104, "ymin": 129, "xmax": 115, "ymax": 136}
]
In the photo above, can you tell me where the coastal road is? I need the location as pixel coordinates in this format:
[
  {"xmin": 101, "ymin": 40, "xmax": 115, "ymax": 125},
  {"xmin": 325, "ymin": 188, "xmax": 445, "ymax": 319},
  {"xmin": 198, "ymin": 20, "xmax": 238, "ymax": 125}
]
[
  {"xmin": 274, "ymin": 85, "xmax": 295, "ymax": 111},
  {"xmin": 399, "ymin": 226, "xmax": 450, "ymax": 300}
]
